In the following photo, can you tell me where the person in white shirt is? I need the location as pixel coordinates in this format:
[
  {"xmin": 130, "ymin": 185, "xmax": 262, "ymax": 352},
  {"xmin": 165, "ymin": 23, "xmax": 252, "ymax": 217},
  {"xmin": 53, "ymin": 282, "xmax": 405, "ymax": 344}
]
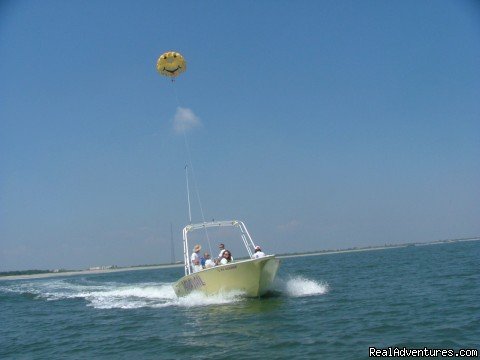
[
  {"xmin": 252, "ymin": 245, "xmax": 266, "ymax": 259},
  {"xmin": 204, "ymin": 253, "xmax": 215, "ymax": 268},
  {"xmin": 220, "ymin": 250, "xmax": 233, "ymax": 265},
  {"xmin": 191, "ymin": 244, "xmax": 202, "ymax": 272},
  {"xmin": 218, "ymin": 243, "xmax": 226, "ymax": 259}
]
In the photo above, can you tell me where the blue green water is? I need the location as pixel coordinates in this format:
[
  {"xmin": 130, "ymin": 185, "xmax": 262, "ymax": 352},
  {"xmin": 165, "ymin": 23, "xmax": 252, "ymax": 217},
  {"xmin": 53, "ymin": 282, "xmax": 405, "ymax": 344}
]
[{"xmin": 1, "ymin": 241, "xmax": 479, "ymax": 359}]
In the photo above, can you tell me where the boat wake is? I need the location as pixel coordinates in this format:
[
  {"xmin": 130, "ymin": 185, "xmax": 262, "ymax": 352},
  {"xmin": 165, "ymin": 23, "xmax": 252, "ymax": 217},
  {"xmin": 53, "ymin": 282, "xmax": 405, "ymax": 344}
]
[
  {"xmin": 1, "ymin": 276, "xmax": 328, "ymax": 309},
  {"xmin": 1, "ymin": 279, "xmax": 247, "ymax": 309}
]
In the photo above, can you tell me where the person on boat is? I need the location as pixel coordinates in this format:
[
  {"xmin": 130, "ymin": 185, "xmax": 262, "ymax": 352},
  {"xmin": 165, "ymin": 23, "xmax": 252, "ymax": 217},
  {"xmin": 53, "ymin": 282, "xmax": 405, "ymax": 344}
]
[
  {"xmin": 220, "ymin": 250, "xmax": 233, "ymax": 265},
  {"xmin": 191, "ymin": 244, "xmax": 203, "ymax": 272},
  {"xmin": 252, "ymin": 245, "xmax": 266, "ymax": 259},
  {"xmin": 218, "ymin": 243, "xmax": 226, "ymax": 258},
  {"xmin": 204, "ymin": 253, "xmax": 215, "ymax": 268}
]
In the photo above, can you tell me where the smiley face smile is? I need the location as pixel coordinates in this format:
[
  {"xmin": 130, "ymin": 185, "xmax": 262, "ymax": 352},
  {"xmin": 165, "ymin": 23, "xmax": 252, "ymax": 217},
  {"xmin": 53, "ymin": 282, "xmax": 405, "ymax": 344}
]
[{"xmin": 163, "ymin": 66, "xmax": 181, "ymax": 74}]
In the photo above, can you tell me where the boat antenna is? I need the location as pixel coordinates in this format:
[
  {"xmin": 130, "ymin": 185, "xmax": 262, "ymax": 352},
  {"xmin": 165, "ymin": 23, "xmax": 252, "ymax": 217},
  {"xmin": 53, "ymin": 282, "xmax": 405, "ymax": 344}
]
[{"xmin": 185, "ymin": 164, "xmax": 192, "ymax": 224}]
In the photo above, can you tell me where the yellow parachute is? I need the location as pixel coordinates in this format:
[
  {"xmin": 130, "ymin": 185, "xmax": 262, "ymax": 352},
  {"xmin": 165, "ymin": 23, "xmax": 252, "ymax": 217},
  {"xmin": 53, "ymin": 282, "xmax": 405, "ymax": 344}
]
[{"xmin": 156, "ymin": 51, "xmax": 187, "ymax": 78}]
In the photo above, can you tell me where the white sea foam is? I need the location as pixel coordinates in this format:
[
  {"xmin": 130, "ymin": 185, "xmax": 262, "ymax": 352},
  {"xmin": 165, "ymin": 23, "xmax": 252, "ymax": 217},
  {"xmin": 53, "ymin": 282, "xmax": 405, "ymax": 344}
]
[
  {"xmin": 83, "ymin": 284, "xmax": 178, "ymax": 309},
  {"xmin": 84, "ymin": 285, "xmax": 245, "ymax": 309},
  {"xmin": 280, "ymin": 276, "xmax": 329, "ymax": 297},
  {"xmin": 172, "ymin": 290, "xmax": 245, "ymax": 308},
  {"xmin": 1, "ymin": 279, "xmax": 244, "ymax": 309},
  {"xmin": 1, "ymin": 275, "xmax": 327, "ymax": 309}
]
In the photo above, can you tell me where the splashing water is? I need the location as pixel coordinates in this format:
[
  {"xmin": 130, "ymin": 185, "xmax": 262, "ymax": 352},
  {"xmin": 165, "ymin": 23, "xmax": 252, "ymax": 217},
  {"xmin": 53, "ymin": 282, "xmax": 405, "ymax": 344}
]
[
  {"xmin": 278, "ymin": 276, "xmax": 329, "ymax": 297},
  {"xmin": 1, "ymin": 279, "xmax": 248, "ymax": 309},
  {"xmin": 1, "ymin": 275, "xmax": 327, "ymax": 309}
]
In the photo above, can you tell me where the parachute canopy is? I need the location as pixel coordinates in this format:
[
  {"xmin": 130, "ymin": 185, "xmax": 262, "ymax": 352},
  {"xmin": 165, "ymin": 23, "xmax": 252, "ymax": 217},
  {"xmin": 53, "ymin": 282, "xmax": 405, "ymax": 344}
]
[{"xmin": 156, "ymin": 51, "xmax": 187, "ymax": 78}]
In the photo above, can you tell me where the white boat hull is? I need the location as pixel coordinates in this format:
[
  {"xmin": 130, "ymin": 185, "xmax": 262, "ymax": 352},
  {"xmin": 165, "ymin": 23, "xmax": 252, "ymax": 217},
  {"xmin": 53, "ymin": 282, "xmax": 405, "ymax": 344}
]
[{"xmin": 173, "ymin": 255, "xmax": 280, "ymax": 297}]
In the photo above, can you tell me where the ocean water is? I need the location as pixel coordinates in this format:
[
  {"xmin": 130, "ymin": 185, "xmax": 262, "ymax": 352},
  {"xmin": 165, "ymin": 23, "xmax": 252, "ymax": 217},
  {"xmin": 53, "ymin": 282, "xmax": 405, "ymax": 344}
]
[{"xmin": 1, "ymin": 241, "xmax": 478, "ymax": 359}]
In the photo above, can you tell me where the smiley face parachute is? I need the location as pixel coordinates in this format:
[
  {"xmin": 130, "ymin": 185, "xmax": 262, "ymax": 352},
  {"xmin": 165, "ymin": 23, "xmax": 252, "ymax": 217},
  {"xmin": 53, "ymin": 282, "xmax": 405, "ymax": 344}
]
[{"xmin": 156, "ymin": 51, "xmax": 187, "ymax": 78}]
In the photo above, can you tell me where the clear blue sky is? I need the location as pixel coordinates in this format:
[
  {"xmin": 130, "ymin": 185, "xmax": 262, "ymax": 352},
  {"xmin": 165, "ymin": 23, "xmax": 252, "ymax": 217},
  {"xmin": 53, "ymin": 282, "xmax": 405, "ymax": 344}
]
[{"xmin": 1, "ymin": 0, "xmax": 479, "ymax": 271}]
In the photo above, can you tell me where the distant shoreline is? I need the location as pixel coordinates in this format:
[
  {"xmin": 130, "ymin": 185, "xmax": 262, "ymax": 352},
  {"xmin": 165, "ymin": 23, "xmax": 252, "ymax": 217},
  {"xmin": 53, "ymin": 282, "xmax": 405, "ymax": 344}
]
[
  {"xmin": 0, "ymin": 264, "xmax": 184, "ymax": 281},
  {"xmin": 277, "ymin": 237, "xmax": 480, "ymax": 259},
  {"xmin": 1, "ymin": 237, "xmax": 478, "ymax": 281}
]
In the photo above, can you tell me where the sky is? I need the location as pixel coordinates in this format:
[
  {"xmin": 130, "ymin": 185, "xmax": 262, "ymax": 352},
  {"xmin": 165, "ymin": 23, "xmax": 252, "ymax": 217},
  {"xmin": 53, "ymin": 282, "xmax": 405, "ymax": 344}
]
[{"xmin": 1, "ymin": 0, "xmax": 479, "ymax": 271}]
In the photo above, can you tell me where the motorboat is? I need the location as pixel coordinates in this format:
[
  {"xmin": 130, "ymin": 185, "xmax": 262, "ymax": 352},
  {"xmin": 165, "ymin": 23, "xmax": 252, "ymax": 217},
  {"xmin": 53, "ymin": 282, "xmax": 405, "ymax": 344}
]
[{"xmin": 173, "ymin": 220, "xmax": 280, "ymax": 297}]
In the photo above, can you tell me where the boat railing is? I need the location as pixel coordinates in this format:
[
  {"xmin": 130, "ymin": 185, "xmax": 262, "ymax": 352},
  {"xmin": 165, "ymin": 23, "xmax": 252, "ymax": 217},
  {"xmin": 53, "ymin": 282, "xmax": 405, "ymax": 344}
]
[{"xmin": 182, "ymin": 220, "xmax": 256, "ymax": 275}]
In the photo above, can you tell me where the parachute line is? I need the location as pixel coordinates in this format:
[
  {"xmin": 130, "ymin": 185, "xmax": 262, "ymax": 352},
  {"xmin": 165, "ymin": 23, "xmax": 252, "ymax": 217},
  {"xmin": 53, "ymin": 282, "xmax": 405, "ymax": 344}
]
[{"xmin": 172, "ymin": 80, "xmax": 213, "ymax": 257}]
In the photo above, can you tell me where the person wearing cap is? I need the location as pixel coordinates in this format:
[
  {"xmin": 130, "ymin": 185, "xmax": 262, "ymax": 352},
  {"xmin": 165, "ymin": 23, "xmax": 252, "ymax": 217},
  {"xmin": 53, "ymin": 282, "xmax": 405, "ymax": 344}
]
[
  {"xmin": 191, "ymin": 244, "xmax": 203, "ymax": 272},
  {"xmin": 252, "ymin": 245, "xmax": 266, "ymax": 259}
]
